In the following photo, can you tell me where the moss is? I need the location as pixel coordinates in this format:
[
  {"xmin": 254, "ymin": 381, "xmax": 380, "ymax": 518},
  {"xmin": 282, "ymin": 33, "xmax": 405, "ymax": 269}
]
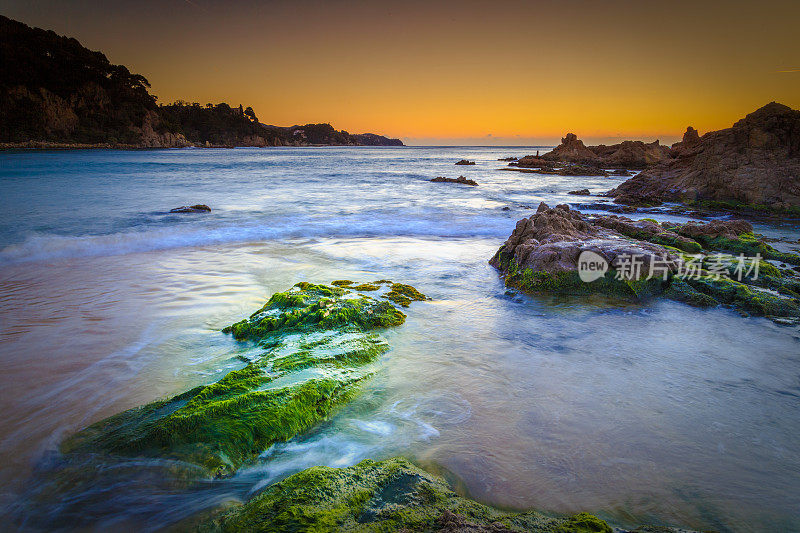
[
  {"xmin": 556, "ymin": 512, "xmax": 613, "ymax": 533},
  {"xmin": 648, "ymin": 232, "xmax": 703, "ymax": 253},
  {"xmin": 689, "ymin": 232, "xmax": 800, "ymax": 265},
  {"xmin": 686, "ymin": 275, "xmax": 800, "ymax": 318},
  {"xmin": 196, "ymin": 457, "xmax": 616, "ymax": 533},
  {"xmin": 662, "ymin": 278, "xmax": 719, "ymax": 307},
  {"xmin": 384, "ymin": 283, "xmax": 428, "ymax": 307},
  {"xmin": 331, "ymin": 280, "xmax": 354, "ymax": 287},
  {"xmin": 682, "ymin": 198, "xmax": 800, "ymax": 217},
  {"xmin": 62, "ymin": 282, "xmax": 423, "ymax": 478},
  {"xmin": 507, "ymin": 266, "xmax": 666, "ymax": 302},
  {"xmin": 352, "ymin": 283, "xmax": 380, "ymax": 291}
]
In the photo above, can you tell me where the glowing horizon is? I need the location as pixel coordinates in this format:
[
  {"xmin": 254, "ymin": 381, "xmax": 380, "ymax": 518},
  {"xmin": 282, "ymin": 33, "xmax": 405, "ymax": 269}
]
[{"xmin": 4, "ymin": 0, "xmax": 799, "ymax": 145}]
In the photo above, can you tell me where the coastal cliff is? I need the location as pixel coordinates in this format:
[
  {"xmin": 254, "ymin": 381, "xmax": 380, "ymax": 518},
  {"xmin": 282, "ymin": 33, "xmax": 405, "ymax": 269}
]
[
  {"xmin": 0, "ymin": 15, "xmax": 403, "ymax": 149},
  {"xmin": 607, "ymin": 102, "xmax": 800, "ymax": 213}
]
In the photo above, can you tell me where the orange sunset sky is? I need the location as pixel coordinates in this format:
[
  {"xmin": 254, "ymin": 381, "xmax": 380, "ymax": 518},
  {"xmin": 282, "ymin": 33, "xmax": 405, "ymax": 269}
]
[{"xmin": 4, "ymin": 0, "xmax": 799, "ymax": 145}]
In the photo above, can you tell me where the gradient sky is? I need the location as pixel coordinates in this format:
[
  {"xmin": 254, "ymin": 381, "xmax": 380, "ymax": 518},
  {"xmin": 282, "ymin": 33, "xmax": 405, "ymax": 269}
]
[{"xmin": 4, "ymin": 0, "xmax": 799, "ymax": 145}]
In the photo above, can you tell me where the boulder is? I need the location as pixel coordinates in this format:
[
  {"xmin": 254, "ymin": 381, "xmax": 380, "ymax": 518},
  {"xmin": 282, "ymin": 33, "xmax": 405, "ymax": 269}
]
[
  {"xmin": 568, "ymin": 189, "xmax": 591, "ymax": 195},
  {"xmin": 455, "ymin": 159, "xmax": 476, "ymax": 165},
  {"xmin": 608, "ymin": 102, "xmax": 800, "ymax": 213}
]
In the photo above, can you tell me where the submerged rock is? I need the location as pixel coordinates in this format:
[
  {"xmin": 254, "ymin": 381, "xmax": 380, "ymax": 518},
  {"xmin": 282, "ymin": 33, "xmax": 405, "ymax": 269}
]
[
  {"xmin": 490, "ymin": 203, "xmax": 800, "ymax": 321},
  {"xmin": 170, "ymin": 204, "xmax": 211, "ymax": 213},
  {"xmin": 431, "ymin": 176, "xmax": 478, "ymax": 186},
  {"xmin": 195, "ymin": 457, "xmax": 622, "ymax": 532},
  {"xmin": 608, "ymin": 102, "xmax": 800, "ymax": 213},
  {"xmin": 568, "ymin": 189, "xmax": 591, "ymax": 196},
  {"xmin": 60, "ymin": 281, "xmax": 426, "ymax": 478},
  {"xmin": 455, "ymin": 159, "xmax": 476, "ymax": 165}
]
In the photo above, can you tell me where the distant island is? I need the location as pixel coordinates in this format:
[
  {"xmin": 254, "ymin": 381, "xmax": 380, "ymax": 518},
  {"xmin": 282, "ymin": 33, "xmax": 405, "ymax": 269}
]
[{"xmin": 0, "ymin": 15, "xmax": 404, "ymax": 149}]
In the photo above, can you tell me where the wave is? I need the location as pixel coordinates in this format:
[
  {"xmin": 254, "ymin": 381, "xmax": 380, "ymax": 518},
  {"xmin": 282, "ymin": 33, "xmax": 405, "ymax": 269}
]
[{"xmin": 0, "ymin": 214, "xmax": 513, "ymax": 265}]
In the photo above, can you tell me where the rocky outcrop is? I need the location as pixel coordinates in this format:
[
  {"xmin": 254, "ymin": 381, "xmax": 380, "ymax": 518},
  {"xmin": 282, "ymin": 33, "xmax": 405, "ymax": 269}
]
[
  {"xmin": 588, "ymin": 140, "xmax": 671, "ymax": 169},
  {"xmin": 196, "ymin": 457, "xmax": 636, "ymax": 532},
  {"xmin": 535, "ymin": 134, "xmax": 671, "ymax": 169},
  {"xmin": 490, "ymin": 203, "xmax": 800, "ymax": 321},
  {"xmin": 170, "ymin": 204, "xmax": 211, "ymax": 213},
  {"xmin": 455, "ymin": 159, "xmax": 476, "ymax": 165},
  {"xmin": 541, "ymin": 133, "xmax": 601, "ymax": 165},
  {"xmin": 431, "ymin": 176, "xmax": 478, "ymax": 186},
  {"xmin": 669, "ymin": 126, "xmax": 700, "ymax": 156},
  {"xmin": 512, "ymin": 156, "xmax": 554, "ymax": 169},
  {"xmin": 568, "ymin": 189, "xmax": 591, "ymax": 195},
  {"xmin": 608, "ymin": 102, "xmax": 800, "ymax": 213},
  {"xmin": 60, "ymin": 281, "xmax": 424, "ymax": 478}
]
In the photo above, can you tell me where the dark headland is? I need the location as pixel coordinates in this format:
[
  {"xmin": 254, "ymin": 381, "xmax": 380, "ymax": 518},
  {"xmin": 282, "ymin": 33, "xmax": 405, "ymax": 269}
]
[{"xmin": 0, "ymin": 15, "xmax": 403, "ymax": 149}]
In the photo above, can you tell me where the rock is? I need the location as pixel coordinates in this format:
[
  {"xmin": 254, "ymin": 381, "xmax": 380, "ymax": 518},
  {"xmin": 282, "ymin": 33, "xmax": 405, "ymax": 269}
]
[
  {"xmin": 498, "ymin": 156, "xmax": 518, "ymax": 161},
  {"xmin": 60, "ymin": 281, "xmax": 425, "ymax": 479},
  {"xmin": 197, "ymin": 457, "xmax": 627, "ymax": 532},
  {"xmin": 541, "ymin": 133, "xmax": 602, "ymax": 165},
  {"xmin": 431, "ymin": 176, "xmax": 478, "ymax": 186},
  {"xmin": 608, "ymin": 102, "xmax": 800, "ymax": 213},
  {"xmin": 511, "ymin": 155, "xmax": 554, "ymax": 169},
  {"xmin": 169, "ymin": 204, "xmax": 211, "ymax": 213},
  {"xmin": 455, "ymin": 159, "xmax": 476, "ymax": 165},
  {"xmin": 568, "ymin": 189, "xmax": 591, "ymax": 195},
  {"xmin": 670, "ymin": 126, "xmax": 701, "ymax": 156},
  {"xmin": 558, "ymin": 164, "xmax": 608, "ymax": 176},
  {"xmin": 610, "ymin": 169, "xmax": 632, "ymax": 176},
  {"xmin": 489, "ymin": 204, "xmax": 800, "ymax": 320},
  {"xmin": 588, "ymin": 140, "xmax": 671, "ymax": 169}
]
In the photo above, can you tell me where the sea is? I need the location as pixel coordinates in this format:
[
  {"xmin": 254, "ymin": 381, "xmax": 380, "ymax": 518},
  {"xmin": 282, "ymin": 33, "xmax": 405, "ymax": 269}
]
[{"xmin": 0, "ymin": 146, "xmax": 799, "ymax": 532}]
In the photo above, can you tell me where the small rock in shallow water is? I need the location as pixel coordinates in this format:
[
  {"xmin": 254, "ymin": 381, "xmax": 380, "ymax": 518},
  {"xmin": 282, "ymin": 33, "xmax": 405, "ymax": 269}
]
[
  {"xmin": 169, "ymin": 204, "xmax": 211, "ymax": 213},
  {"xmin": 430, "ymin": 176, "xmax": 478, "ymax": 186}
]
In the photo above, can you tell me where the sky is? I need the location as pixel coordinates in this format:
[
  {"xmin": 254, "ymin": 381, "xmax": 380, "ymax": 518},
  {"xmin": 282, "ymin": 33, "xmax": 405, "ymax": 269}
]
[{"xmin": 3, "ymin": 0, "xmax": 799, "ymax": 145}]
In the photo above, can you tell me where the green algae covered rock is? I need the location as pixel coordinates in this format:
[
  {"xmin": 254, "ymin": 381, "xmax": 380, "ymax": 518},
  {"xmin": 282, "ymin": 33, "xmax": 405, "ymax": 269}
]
[
  {"xmin": 195, "ymin": 457, "xmax": 612, "ymax": 532},
  {"xmin": 491, "ymin": 204, "xmax": 800, "ymax": 323},
  {"xmin": 61, "ymin": 282, "xmax": 426, "ymax": 478}
]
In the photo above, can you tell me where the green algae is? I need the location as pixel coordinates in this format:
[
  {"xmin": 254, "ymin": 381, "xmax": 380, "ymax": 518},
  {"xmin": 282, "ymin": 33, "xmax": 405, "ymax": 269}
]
[
  {"xmin": 684, "ymin": 231, "xmax": 800, "ymax": 265},
  {"xmin": 384, "ymin": 283, "xmax": 428, "ymax": 307},
  {"xmin": 498, "ymin": 255, "xmax": 800, "ymax": 321},
  {"xmin": 352, "ymin": 283, "xmax": 381, "ymax": 291},
  {"xmin": 332, "ymin": 280, "xmax": 354, "ymax": 287},
  {"xmin": 61, "ymin": 282, "xmax": 426, "ymax": 478},
  {"xmin": 195, "ymin": 457, "xmax": 618, "ymax": 533}
]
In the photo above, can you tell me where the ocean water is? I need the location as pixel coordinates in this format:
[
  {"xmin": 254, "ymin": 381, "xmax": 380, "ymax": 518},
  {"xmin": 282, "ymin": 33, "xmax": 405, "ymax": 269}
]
[{"xmin": 0, "ymin": 147, "xmax": 799, "ymax": 532}]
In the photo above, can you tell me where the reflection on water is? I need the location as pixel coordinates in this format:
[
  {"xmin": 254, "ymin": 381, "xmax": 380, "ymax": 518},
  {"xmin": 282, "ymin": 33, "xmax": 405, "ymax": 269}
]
[{"xmin": 0, "ymin": 238, "xmax": 798, "ymax": 532}]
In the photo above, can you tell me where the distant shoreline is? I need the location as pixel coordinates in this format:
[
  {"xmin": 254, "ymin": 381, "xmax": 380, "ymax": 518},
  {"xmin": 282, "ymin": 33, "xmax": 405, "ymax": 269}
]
[{"xmin": 0, "ymin": 141, "xmax": 408, "ymax": 151}]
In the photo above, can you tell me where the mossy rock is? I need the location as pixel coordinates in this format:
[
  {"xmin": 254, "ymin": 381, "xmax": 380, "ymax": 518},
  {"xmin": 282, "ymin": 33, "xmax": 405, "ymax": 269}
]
[
  {"xmin": 195, "ymin": 457, "xmax": 614, "ymax": 532},
  {"xmin": 384, "ymin": 283, "xmax": 429, "ymax": 308},
  {"xmin": 61, "ymin": 282, "xmax": 427, "ymax": 478},
  {"xmin": 689, "ymin": 232, "xmax": 800, "ymax": 265}
]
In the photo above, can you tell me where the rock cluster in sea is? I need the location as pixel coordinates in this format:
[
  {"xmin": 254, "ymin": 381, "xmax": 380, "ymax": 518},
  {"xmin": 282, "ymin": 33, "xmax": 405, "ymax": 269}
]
[{"xmin": 490, "ymin": 203, "xmax": 800, "ymax": 323}]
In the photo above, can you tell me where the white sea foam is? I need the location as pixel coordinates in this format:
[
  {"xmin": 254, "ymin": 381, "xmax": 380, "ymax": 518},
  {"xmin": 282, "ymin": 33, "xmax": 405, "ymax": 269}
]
[{"xmin": 0, "ymin": 214, "xmax": 511, "ymax": 265}]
